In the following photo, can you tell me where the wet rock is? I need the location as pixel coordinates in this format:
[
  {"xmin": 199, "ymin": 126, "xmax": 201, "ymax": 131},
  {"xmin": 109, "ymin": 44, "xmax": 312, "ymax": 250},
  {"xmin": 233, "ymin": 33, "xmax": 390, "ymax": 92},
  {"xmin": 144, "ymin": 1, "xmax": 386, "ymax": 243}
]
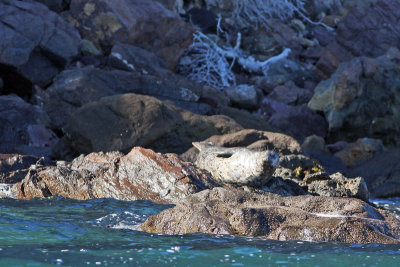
[
  {"xmin": 335, "ymin": 138, "xmax": 384, "ymax": 167},
  {"xmin": 347, "ymin": 147, "xmax": 400, "ymax": 198},
  {"xmin": 0, "ymin": 154, "xmax": 54, "ymax": 184},
  {"xmin": 193, "ymin": 142, "xmax": 279, "ymax": 186},
  {"xmin": 0, "ymin": 0, "xmax": 81, "ymax": 88},
  {"xmin": 12, "ymin": 147, "xmax": 218, "ymax": 203},
  {"xmin": 316, "ymin": 0, "xmax": 400, "ymax": 78},
  {"xmin": 40, "ymin": 66, "xmax": 224, "ymax": 130},
  {"xmin": 0, "ymin": 95, "xmax": 58, "ymax": 156},
  {"xmin": 141, "ymin": 187, "xmax": 400, "ymax": 244},
  {"xmin": 309, "ymin": 48, "xmax": 400, "ymax": 145},
  {"xmin": 64, "ymin": 0, "xmax": 193, "ymax": 69},
  {"xmin": 59, "ymin": 93, "xmax": 242, "ymax": 157}
]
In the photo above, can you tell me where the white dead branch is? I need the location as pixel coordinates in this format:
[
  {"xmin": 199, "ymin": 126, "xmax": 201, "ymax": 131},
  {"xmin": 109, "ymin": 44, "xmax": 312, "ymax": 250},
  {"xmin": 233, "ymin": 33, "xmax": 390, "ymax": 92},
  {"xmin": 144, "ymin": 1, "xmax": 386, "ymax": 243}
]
[{"xmin": 179, "ymin": 32, "xmax": 291, "ymax": 89}]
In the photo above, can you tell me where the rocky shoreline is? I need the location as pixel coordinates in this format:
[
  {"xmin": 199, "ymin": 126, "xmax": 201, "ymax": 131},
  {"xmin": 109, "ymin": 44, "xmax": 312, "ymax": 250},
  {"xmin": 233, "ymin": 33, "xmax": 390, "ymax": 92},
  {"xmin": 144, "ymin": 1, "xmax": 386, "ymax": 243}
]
[{"xmin": 1, "ymin": 0, "xmax": 400, "ymax": 244}]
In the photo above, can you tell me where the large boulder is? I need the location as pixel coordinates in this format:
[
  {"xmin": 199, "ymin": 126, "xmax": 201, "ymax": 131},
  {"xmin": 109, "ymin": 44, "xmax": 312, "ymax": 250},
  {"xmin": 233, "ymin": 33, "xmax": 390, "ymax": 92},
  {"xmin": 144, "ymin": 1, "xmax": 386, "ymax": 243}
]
[
  {"xmin": 59, "ymin": 93, "xmax": 242, "ymax": 157},
  {"xmin": 0, "ymin": 0, "xmax": 81, "ymax": 89},
  {"xmin": 316, "ymin": 0, "xmax": 400, "ymax": 78},
  {"xmin": 12, "ymin": 147, "xmax": 219, "ymax": 203},
  {"xmin": 309, "ymin": 48, "xmax": 400, "ymax": 145},
  {"xmin": 40, "ymin": 66, "xmax": 224, "ymax": 130},
  {"xmin": 141, "ymin": 187, "xmax": 400, "ymax": 244},
  {"xmin": 264, "ymin": 101, "xmax": 328, "ymax": 143},
  {"xmin": 0, "ymin": 95, "xmax": 58, "ymax": 156},
  {"xmin": 347, "ymin": 147, "xmax": 400, "ymax": 198},
  {"xmin": 64, "ymin": 0, "xmax": 193, "ymax": 69}
]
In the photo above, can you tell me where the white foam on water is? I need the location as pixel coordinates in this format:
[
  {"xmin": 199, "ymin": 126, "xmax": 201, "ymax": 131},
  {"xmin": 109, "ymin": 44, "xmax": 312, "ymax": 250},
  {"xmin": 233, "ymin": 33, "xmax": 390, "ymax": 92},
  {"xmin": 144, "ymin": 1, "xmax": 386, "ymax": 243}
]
[{"xmin": 0, "ymin": 184, "xmax": 16, "ymax": 199}]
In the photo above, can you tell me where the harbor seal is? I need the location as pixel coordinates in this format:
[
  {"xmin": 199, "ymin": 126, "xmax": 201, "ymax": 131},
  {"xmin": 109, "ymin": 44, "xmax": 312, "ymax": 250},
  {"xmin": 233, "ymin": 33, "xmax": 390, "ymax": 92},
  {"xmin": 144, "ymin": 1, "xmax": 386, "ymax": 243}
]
[{"xmin": 193, "ymin": 142, "xmax": 279, "ymax": 186}]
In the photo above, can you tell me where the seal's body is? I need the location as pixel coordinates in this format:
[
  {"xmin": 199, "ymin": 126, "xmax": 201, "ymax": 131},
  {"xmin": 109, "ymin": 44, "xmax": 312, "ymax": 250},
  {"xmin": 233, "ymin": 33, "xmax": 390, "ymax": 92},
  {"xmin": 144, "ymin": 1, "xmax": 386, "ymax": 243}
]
[{"xmin": 193, "ymin": 142, "xmax": 279, "ymax": 186}]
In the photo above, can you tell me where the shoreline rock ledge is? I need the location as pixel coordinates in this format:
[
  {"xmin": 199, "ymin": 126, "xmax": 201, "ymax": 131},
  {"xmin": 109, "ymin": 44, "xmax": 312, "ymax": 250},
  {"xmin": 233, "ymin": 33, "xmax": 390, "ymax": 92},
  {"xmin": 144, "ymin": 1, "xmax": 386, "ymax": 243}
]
[{"xmin": 141, "ymin": 187, "xmax": 400, "ymax": 244}]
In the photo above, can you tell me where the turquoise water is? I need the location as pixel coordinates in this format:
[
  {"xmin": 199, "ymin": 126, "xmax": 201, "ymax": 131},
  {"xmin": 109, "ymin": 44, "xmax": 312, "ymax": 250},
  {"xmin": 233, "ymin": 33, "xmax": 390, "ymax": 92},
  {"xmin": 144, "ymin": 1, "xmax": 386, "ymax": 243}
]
[{"xmin": 0, "ymin": 197, "xmax": 399, "ymax": 266}]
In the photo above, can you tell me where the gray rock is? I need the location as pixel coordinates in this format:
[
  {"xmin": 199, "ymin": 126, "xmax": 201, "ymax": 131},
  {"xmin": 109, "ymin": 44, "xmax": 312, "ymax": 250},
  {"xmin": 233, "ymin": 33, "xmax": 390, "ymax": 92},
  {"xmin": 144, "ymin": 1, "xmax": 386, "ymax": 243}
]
[
  {"xmin": 224, "ymin": 85, "xmax": 262, "ymax": 110},
  {"xmin": 316, "ymin": 0, "xmax": 400, "ymax": 78},
  {"xmin": 0, "ymin": 0, "xmax": 81, "ymax": 87},
  {"xmin": 141, "ymin": 187, "xmax": 400, "ymax": 244},
  {"xmin": 64, "ymin": 0, "xmax": 193, "ymax": 70},
  {"xmin": 310, "ymin": 48, "xmax": 400, "ymax": 145},
  {"xmin": 265, "ymin": 102, "xmax": 328, "ymax": 143},
  {"xmin": 40, "ymin": 66, "xmax": 223, "ymax": 130},
  {"xmin": 347, "ymin": 147, "xmax": 400, "ymax": 198},
  {"xmin": 304, "ymin": 172, "xmax": 369, "ymax": 202},
  {"xmin": 193, "ymin": 142, "xmax": 279, "ymax": 186},
  {"xmin": 0, "ymin": 95, "xmax": 58, "ymax": 156},
  {"xmin": 109, "ymin": 42, "xmax": 170, "ymax": 76}
]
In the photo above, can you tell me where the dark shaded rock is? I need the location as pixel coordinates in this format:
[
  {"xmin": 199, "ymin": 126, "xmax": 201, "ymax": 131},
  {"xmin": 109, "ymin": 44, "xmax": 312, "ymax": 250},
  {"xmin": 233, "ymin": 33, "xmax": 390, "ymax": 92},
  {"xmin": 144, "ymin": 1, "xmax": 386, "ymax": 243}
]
[
  {"xmin": 141, "ymin": 187, "xmax": 400, "ymax": 244},
  {"xmin": 262, "ymin": 59, "xmax": 312, "ymax": 88},
  {"xmin": 306, "ymin": 150, "xmax": 347, "ymax": 175},
  {"xmin": 309, "ymin": 48, "xmax": 400, "ymax": 145},
  {"xmin": 59, "ymin": 93, "xmax": 242, "ymax": 157},
  {"xmin": 265, "ymin": 102, "xmax": 328, "ymax": 143},
  {"xmin": 0, "ymin": 95, "xmax": 58, "ymax": 156},
  {"xmin": 40, "ymin": 66, "xmax": 224, "ymax": 129},
  {"xmin": 316, "ymin": 0, "xmax": 400, "ymax": 78},
  {"xmin": 64, "ymin": 0, "xmax": 193, "ymax": 69},
  {"xmin": 347, "ymin": 147, "xmax": 400, "ymax": 198},
  {"xmin": 108, "ymin": 42, "xmax": 170, "ymax": 77},
  {"xmin": 0, "ymin": 0, "xmax": 81, "ymax": 88},
  {"xmin": 268, "ymin": 82, "xmax": 313, "ymax": 106},
  {"xmin": 301, "ymin": 135, "xmax": 326, "ymax": 154},
  {"xmin": 335, "ymin": 138, "xmax": 384, "ymax": 167},
  {"xmin": 185, "ymin": 8, "xmax": 217, "ymax": 34},
  {"xmin": 0, "ymin": 154, "xmax": 54, "ymax": 184},
  {"xmin": 12, "ymin": 147, "xmax": 218, "ymax": 203},
  {"xmin": 219, "ymin": 107, "xmax": 271, "ymax": 132},
  {"xmin": 32, "ymin": 0, "xmax": 70, "ymax": 12}
]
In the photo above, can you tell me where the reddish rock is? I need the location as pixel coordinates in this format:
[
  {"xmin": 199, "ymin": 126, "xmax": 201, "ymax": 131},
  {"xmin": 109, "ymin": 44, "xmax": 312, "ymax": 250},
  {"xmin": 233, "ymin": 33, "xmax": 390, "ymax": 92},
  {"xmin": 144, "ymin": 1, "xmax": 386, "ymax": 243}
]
[{"xmin": 11, "ymin": 147, "xmax": 218, "ymax": 204}]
